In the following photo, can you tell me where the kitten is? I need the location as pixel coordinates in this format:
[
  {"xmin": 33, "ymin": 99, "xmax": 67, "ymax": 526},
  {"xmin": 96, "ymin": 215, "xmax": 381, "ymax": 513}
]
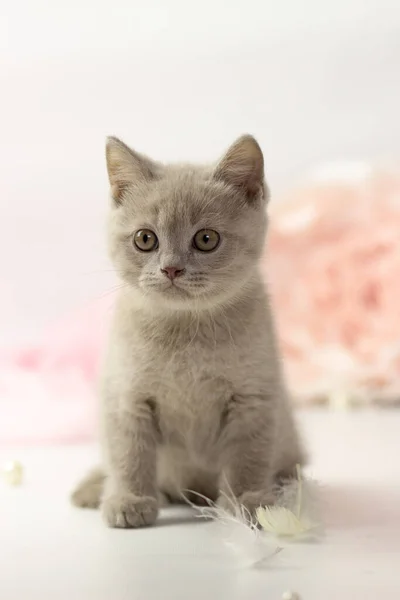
[{"xmin": 71, "ymin": 135, "xmax": 305, "ymax": 528}]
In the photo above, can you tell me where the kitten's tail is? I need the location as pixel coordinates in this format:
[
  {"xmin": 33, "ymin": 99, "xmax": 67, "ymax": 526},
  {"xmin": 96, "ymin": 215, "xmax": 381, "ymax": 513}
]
[{"xmin": 71, "ymin": 467, "xmax": 105, "ymax": 509}]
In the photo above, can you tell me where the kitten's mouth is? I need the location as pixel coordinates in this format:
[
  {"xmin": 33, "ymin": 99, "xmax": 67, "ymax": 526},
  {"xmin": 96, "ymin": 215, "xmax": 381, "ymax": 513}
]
[
  {"xmin": 163, "ymin": 281, "xmax": 191, "ymax": 296},
  {"xmin": 139, "ymin": 276, "xmax": 209, "ymax": 302},
  {"xmin": 144, "ymin": 279, "xmax": 203, "ymax": 300}
]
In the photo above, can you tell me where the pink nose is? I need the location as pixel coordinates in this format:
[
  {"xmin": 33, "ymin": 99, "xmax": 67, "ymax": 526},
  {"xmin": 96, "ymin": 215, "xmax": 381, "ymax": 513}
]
[{"xmin": 161, "ymin": 266, "xmax": 185, "ymax": 280}]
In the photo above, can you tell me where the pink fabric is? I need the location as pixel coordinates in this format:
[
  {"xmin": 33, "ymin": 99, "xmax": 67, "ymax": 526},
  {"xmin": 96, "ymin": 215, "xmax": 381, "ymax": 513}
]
[
  {"xmin": 0, "ymin": 297, "xmax": 113, "ymax": 445},
  {"xmin": 1, "ymin": 165, "xmax": 399, "ymax": 444},
  {"xmin": 267, "ymin": 167, "xmax": 400, "ymax": 404}
]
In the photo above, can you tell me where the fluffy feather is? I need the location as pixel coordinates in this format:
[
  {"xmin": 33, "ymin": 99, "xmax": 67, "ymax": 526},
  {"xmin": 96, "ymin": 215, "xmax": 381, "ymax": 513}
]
[
  {"xmin": 185, "ymin": 491, "xmax": 281, "ymax": 567},
  {"xmin": 256, "ymin": 468, "xmax": 321, "ymax": 540},
  {"xmin": 185, "ymin": 470, "xmax": 320, "ymax": 567}
]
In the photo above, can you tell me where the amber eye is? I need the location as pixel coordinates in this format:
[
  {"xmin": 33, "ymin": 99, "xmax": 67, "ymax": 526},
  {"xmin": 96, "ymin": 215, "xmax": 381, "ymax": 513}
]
[
  {"xmin": 134, "ymin": 229, "xmax": 158, "ymax": 252},
  {"xmin": 193, "ymin": 229, "xmax": 220, "ymax": 252}
]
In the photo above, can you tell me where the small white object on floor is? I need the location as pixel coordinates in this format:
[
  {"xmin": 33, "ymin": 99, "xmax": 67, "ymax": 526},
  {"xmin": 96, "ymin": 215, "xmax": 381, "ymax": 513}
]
[
  {"xmin": 2, "ymin": 460, "xmax": 24, "ymax": 486},
  {"xmin": 329, "ymin": 389, "xmax": 351, "ymax": 411},
  {"xmin": 282, "ymin": 592, "xmax": 300, "ymax": 600}
]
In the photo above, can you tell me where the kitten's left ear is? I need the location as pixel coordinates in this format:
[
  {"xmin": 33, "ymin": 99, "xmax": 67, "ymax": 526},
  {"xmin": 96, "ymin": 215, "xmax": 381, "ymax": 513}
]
[{"xmin": 214, "ymin": 135, "xmax": 265, "ymax": 202}]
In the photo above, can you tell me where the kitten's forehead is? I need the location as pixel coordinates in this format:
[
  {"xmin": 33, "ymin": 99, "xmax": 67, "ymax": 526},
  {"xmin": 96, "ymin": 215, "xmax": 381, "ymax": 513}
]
[{"xmin": 147, "ymin": 168, "xmax": 240, "ymax": 230}]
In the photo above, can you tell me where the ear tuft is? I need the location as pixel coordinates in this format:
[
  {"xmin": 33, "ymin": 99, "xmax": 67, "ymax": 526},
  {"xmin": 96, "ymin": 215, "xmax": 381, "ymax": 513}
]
[{"xmin": 214, "ymin": 135, "xmax": 265, "ymax": 201}]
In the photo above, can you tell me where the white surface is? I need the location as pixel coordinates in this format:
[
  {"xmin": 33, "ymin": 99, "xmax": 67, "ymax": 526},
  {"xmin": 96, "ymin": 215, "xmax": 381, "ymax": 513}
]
[
  {"xmin": 1, "ymin": 410, "xmax": 400, "ymax": 600},
  {"xmin": 1, "ymin": 0, "xmax": 400, "ymax": 344}
]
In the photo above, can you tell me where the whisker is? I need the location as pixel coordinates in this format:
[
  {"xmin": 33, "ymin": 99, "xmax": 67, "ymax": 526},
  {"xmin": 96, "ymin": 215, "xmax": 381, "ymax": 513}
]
[
  {"xmin": 76, "ymin": 268, "xmax": 127, "ymax": 276},
  {"xmin": 93, "ymin": 283, "xmax": 128, "ymax": 301}
]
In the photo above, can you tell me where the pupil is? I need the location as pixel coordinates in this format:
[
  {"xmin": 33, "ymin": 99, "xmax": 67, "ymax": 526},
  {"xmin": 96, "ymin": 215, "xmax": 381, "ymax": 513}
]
[
  {"xmin": 203, "ymin": 235, "xmax": 210, "ymax": 244},
  {"xmin": 143, "ymin": 234, "xmax": 149, "ymax": 244}
]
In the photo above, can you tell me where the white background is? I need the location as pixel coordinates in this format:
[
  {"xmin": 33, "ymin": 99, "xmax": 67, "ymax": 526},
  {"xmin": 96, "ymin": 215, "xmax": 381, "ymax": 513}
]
[{"xmin": 1, "ymin": 0, "xmax": 400, "ymax": 344}]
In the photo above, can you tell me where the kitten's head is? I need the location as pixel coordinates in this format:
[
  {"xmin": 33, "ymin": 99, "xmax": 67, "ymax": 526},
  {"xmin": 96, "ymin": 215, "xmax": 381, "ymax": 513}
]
[{"xmin": 106, "ymin": 135, "xmax": 269, "ymax": 311}]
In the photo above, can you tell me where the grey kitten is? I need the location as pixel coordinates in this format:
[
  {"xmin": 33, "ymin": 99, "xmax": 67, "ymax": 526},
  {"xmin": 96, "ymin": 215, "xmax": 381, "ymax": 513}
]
[{"xmin": 71, "ymin": 135, "xmax": 305, "ymax": 528}]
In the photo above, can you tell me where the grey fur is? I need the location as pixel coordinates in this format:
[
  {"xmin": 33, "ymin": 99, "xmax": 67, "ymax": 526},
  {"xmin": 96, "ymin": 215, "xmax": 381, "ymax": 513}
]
[{"xmin": 71, "ymin": 135, "xmax": 305, "ymax": 527}]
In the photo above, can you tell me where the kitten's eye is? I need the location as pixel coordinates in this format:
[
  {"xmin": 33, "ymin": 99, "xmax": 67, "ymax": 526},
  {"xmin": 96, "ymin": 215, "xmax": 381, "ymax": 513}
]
[
  {"xmin": 193, "ymin": 229, "xmax": 220, "ymax": 252},
  {"xmin": 134, "ymin": 229, "xmax": 158, "ymax": 252}
]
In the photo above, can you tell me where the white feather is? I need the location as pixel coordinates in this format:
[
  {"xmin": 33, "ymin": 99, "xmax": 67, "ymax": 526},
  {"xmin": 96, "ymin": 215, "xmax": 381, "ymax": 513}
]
[
  {"xmin": 184, "ymin": 469, "xmax": 321, "ymax": 567},
  {"xmin": 256, "ymin": 505, "xmax": 316, "ymax": 538},
  {"xmin": 257, "ymin": 469, "xmax": 321, "ymax": 540},
  {"xmin": 184, "ymin": 491, "xmax": 281, "ymax": 567}
]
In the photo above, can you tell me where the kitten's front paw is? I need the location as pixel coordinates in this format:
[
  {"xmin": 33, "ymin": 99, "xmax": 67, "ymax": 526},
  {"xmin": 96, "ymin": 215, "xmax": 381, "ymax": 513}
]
[{"xmin": 101, "ymin": 493, "xmax": 158, "ymax": 528}]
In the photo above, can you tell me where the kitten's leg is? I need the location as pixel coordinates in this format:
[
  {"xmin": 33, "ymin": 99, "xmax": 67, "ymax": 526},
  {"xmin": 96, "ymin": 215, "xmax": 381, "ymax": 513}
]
[
  {"xmin": 218, "ymin": 394, "xmax": 278, "ymax": 515},
  {"xmin": 71, "ymin": 467, "xmax": 105, "ymax": 508},
  {"xmin": 101, "ymin": 398, "xmax": 159, "ymax": 528}
]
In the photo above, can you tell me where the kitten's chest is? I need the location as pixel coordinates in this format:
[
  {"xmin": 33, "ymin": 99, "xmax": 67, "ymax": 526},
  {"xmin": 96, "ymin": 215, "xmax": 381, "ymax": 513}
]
[
  {"xmin": 141, "ymin": 335, "xmax": 234, "ymax": 454},
  {"xmin": 137, "ymin": 316, "xmax": 237, "ymax": 392}
]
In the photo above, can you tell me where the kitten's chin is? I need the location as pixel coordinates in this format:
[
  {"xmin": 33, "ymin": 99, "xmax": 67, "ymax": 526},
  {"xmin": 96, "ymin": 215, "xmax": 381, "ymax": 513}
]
[{"xmin": 137, "ymin": 282, "xmax": 205, "ymax": 310}]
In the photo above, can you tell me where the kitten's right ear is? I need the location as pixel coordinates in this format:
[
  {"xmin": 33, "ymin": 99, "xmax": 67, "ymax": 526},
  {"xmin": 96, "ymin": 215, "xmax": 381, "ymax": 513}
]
[
  {"xmin": 105, "ymin": 137, "xmax": 156, "ymax": 204},
  {"xmin": 214, "ymin": 135, "xmax": 265, "ymax": 203}
]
